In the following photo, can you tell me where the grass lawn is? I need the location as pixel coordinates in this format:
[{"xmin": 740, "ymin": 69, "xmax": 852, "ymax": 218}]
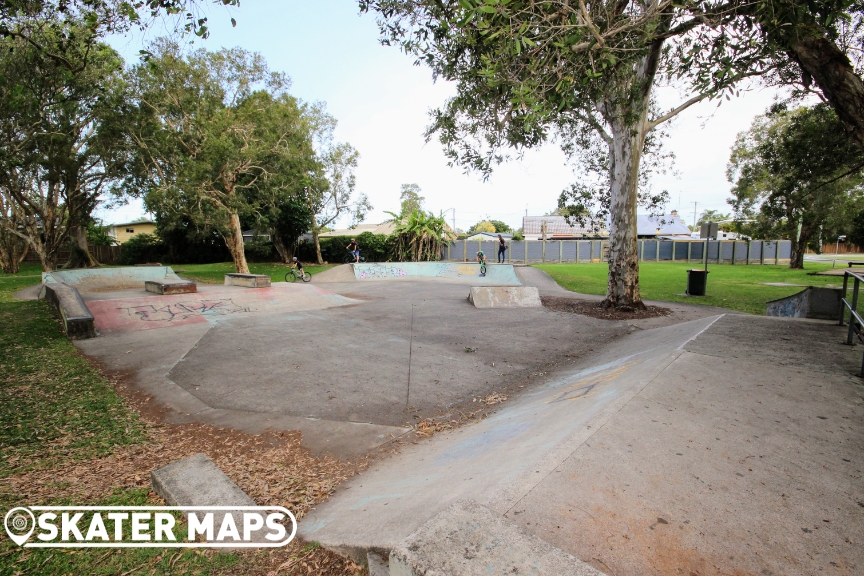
[
  {"xmin": 171, "ymin": 261, "xmax": 336, "ymax": 284},
  {"xmin": 535, "ymin": 261, "xmax": 841, "ymax": 315}
]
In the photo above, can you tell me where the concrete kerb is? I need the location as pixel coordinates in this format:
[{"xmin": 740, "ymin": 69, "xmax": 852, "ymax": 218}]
[
  {"xmin": 150, "ymin": 453, "xmax": 270, "ymax": 544},
  {"xmin": 145, "ymin": 279, "xmax": 197, "ymax": 295},
  {"xmin": 38, "ymin": 283, "xmax": 96, "ymax": 339},
  {"xmin": 42, "ymin": 266, "xmax": 184, "ymax": 292}
]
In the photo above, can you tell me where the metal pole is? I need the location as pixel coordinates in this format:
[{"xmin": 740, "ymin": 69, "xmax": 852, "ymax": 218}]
[
  {"xmin": 672, "ymin": 240, "xmax": 676, "ymax": 262},
  {"xmin": 655, "ymin": 240, "xmax": 660, "ymax": 262},
  {"xmin": 840, "ymin": 272, "xmax": 849, "ymax": 325},
  {"xmin": 847, "ymin": 276, "xmax": 859, "ymax": 345},
  {"xmin": 687, "ymin": 241, "xmax": 692, "ymax": 263},
  {"xmin": 559, "ymin": 241, "xmax": 563, "ymax": 263}
]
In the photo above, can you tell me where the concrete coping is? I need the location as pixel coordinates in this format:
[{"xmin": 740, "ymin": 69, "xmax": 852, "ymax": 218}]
[
  {"xmin": 151, "ymin": 453, "xmax": 254, "ymax": 507},
  {"xmin": 389, "ymin": 500, "xmax": 604, "ymax": 576},
  {"xmin": 38, "ymin": 283, "xmax": 96, "ymax": 340},
  {"xmin": 224, "ymin": 273, "xmax": 271, "ymax": 288}
]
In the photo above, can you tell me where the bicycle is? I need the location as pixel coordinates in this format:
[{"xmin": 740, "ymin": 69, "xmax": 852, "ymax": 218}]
[
  {"xmin": 344, "ymin": 251, "xmax": 367, "ymax": 264},
  {"xmin": 479, "ymin": 260, "xmax": 487, "ymax": 276},
  {"xmin": 285, "ymin": 269, "xmax": 311, "ymax": 283}
]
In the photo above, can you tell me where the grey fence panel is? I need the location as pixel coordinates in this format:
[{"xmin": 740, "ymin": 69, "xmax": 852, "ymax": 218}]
[
  {"xmin": 527, "ymin": 241, "xmax": 544, "ymax": 261},
  {"xmin": 643, "ymin": 240, "xmax": 658, "ymax": 260},
  {"xmin": 778, "ymin": 240, "xmax": 792, "ymax": 259},
  {"xmin": 578, "ymin": 241, "xmax": 592, "ymax": 261},
  {"xmin": 674, "ymin": 242, "xmax": 689, "ymax": 260},
  {"xmin": 562, "ymin": 241, "xmax": 578, "ymax": 261},
  {"xmin": 763, "ymin": 241, "xmax": 777, "ymax": 261},
  {"xmin": 593, "ymin": 241, "xmax": 603, "ymax": 260},
  {"xmin": 719, "ymin": 242, "xmax": 733, "ymax": 261},
  {"xmin": 691, "ymin": 241, "xmax": 705, "ymax": 260},
  {"xmin": 659, "ymin": 241, "xmax": 674, "ymax": 260},
  {"xmin": 549, "ymin": 241, "xmax": 562, "ymax": 262},
  {"xmin": 481, "ymin": 241, "xmax": 497, "ymax": 259},
  {"xmin": 734, "ymin": 241, "xmax": 748, "ymax": 262},
  {"xmin": 750, "ymin": 241, "xmax": 763, "ymax": 262},
  {"xmin": 510, "ymin": 241, "xmax": 525, "ymax": 262},
  {"xmin": 706, "ymin": 241, "xmax": 719, "ymax": 260}
]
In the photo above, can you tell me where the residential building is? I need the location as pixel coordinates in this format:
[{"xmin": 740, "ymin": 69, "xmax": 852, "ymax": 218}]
[
  {"xmin": 318, "ymin": 222, "xmax": 398, "ymax": 238},
  {"xmin": 464, "ymin": 231, "xmax": 513, "ymax": 242},
  {"xmin": 106, "ymin": 219, "xmax": 157, "ymax": 244},
  {"xmin": 637, "ymin": 211, "xmax": 692, "ymax": 238},
  {"xmin": 521, "ymin": 216, "xmax": 607, "ymax": 240}
]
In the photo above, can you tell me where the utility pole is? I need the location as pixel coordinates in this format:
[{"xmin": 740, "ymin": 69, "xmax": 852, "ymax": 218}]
[{"xmin": 692, "ymin": 201, "xmax": 698, "ymax": 230}]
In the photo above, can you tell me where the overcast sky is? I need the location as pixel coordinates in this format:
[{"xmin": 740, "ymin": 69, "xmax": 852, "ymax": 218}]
[{"xmin": 101, "ymin": 0, "xmax": 785, "ymax": 232}]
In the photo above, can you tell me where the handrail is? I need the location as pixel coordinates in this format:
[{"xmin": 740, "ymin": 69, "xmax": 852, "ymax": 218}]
[{"xmin": 839, "ymin": 270, "xmax": 864, "ymax": 375}]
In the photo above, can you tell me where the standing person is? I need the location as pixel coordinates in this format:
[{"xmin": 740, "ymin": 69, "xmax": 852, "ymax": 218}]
[
  {"xmin": 497, "ymin": 234, "xmax": 507, "ymax": 263},
  {"xmin": 346, "ymin": 237, "xmax": 360, "ymax": 263}
]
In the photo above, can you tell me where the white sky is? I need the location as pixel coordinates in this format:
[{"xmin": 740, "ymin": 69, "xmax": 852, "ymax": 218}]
[{"xmin": 100, "ymin": 0, "xmax": 784, "ymax": 232}]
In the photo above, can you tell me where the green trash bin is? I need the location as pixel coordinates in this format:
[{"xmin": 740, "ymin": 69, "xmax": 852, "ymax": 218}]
[{"xmin": 686, "ymin": 269, "xmax": 709, "ymax": 296}]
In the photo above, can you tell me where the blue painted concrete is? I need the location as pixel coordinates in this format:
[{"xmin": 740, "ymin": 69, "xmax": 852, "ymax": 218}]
[{"xmin": 352, "ymin": 262, "xmax": 521, "ymax": 285}]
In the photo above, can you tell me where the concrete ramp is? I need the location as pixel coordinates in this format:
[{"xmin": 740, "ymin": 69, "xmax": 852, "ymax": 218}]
[
  {"xmin": 43, "ymin": 266, "xmax": 184, "ymax": 293},
  {"xmin": 353, "ymin": 262, "xmax": 521, "ymax": 285},
  {"xmin": 298, "ymin": 315, "xmax": 722, "ymax": 561},
  {"xmin": 468, "ymin": 286, "xmax": 541, "ymax": 308},
  {"xmin": 766, "ymin": 286, "xmax": 842, "ymax": 319}
]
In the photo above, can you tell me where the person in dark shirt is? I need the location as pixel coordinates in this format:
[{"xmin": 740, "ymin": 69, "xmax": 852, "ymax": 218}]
[
  {"xmin": 497, "ymin": 234, "xmax": 507, "ymax": 263},
  {"xmin": 291, "ymin": 256, "xmax": 304, "ymax": 274},
  {"xmin": 346, "ymin": 238, "xmax": 360, "ymax": 263}
]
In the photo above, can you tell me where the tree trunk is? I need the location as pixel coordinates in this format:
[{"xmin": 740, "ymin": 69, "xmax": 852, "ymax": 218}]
[
  {"xmin": 224, "ymin": 212, "xmax": 251, "ymax": 274},
  {"xmin": 312, "ymin": 228, "xmax": 324, "ymax": 265},
  {"xmin": 603, "ymin": 112, "xmax": 649, "ymax": 310},
  {"xmin": 64, "ymin": 224, "xmax": 100, "ymax": 269},
  {"xmin": 790, "ymin": 236, "xmax": 807, "ymax": 269},
  {"xmin": 768, "ymin": 24, "xmax": 864, "ymax": 148},
  {"xmin": 271, "ymin": 231, "xmax": 293, "ymax": 263}
]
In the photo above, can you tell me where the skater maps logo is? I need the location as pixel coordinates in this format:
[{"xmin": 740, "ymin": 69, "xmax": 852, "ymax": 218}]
[{"xmin": 3, "ymin": 506, "xmax": 296, "ymax": 548}]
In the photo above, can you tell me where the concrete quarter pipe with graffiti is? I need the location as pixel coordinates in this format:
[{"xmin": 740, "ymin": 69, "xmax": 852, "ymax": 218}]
[{"xmin": 353, "ymin": 262, "xmax": 521, "ymax": 285}]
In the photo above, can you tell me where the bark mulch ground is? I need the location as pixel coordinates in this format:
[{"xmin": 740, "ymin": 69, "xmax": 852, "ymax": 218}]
[{"xmin": 541, "ymin": 296, "xmax": 671, "ymax": 320}]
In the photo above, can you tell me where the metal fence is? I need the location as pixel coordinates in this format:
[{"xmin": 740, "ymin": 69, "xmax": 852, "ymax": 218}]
[{"xmin": 443, "ymin": 239, "xmax": 793, "ymax": 265}]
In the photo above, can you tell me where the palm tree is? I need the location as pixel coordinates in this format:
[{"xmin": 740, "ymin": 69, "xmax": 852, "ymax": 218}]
[{"xmin": 386, "ymin": 209, "xmax": 450, "ymax": 261}]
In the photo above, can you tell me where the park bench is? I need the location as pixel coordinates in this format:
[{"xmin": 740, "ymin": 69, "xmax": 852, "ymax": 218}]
[
  {"xmin": 848, "ymin": 261, "xmax": 864, "ymax": 268},
  {"xmin": 144, "ymin": 279, "xmax": 197, "ymax": 295},
  {"xmin": 224, "ymin": 273, "xmax": 271, "ymax": 288}
]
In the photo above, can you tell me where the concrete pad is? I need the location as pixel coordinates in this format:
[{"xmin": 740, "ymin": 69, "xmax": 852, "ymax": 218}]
[
  {"xmin": 12, "ymin": 282, "xmax": 42, "ymax": 300},
  {"xmin": 38, "ymin": 283, "xmax": 96, "ymax": 339},
  {"xmin": 42, "ymin": 266, "xmax": 184, "ymax": 293},
  {"xmin": 354, "ymin": 262, "xmax": 521, "ymax": 285},
  {"xmin": 224, "ymin": 273, "xmax": 271, "ymax": 288},
  {"xmin": 313, "ymin": 264, "xmax": 357, "ymax": 283},
  {"xmin": 766, "ymin": 286, "xmax": 843, "ymax": 320},
  {"xmin": 389, "ymin": 500, "xmax": 603, "ymax": 576},
  {"xmin": 151, "ymin": 453, "xmax": 254, "ymax": 507},
  {"xmin": 299, "ymin": 314, "xmax": 864, "ymax": 575},
  {"xmin": 298, "ymin": 316, "xmax": 722, "ymax": 559},
  {"xmin": 145, "ymin": 279, "xmax": 197, "ymax": 295},
  {"xmin": 468, "ymin": 286, "xmax": 541, "ymax": 308}
]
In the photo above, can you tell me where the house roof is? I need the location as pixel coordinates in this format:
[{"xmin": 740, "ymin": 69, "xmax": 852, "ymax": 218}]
[
  {"xmin": 522, "ymin": 216, "xmax": 603, "ymax": 236},
  {"xmin": 109, "ymin": 219, "xmax": 156, "ymax": 227},
  {"xmin": 637, "ymin": 214, "xmax": 691, "ymax": 236},
  {"xmin": 318, "ymin": 222, "xmax": 397, "ymax": 238},
  {"xmin": 465, "ymin": 232, "xmax": 513, "ymax": 239}
]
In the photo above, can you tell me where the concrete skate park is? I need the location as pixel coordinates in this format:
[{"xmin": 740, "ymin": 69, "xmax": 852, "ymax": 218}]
[{"xmin": 32, "ymin": 263, "xmax": 864, "ymax": 575}]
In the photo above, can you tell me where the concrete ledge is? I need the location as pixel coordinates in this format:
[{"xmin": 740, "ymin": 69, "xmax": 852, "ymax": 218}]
[
  {"xmin": 224, "ymin": 273, "xmax": 271, "ymax": 288},
  {"xmin": 389, "ymin": 500, "xmax": 604, "ymax": 576},
  {"xmin": 38, "ymin": 283, "xmax": 96, "ymax": 339},
  {"xmin": 151, "ymin": 453, "xmax": 254, "ymax": 507},
  {"xmin": 468, "ymin": 286, "xmax": 541, "ymax": 308},
  {"xmin": 145, "ymin": 279, "xmax": 197, "ymax": 295}
]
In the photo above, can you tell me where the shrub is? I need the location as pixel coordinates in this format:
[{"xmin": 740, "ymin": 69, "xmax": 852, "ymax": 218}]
[{"xmin": 118, "ymin": 233, "xmax": 165, "ymax": 265}]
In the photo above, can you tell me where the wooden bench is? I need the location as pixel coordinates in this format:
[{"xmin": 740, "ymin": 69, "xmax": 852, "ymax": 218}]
[
  {"xmin": 144, "ymin": 279, "xmax": 197, "ymax": 295},
  {"xmin": 224, "ymin": 273, "xmax": 271, "ymax": 288}
]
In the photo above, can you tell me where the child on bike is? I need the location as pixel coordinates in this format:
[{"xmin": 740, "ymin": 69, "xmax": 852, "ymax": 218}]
[
  {"xmin": 291, "ymin": 256, "xmax": 305, "ymax": 276},
  {"xmin": 476, "ymin": 250, "xmax": 486, "ymax": 276},
  {"xmin": 346, "ymin": 238, "xmax": 361, "ymax": 263}
]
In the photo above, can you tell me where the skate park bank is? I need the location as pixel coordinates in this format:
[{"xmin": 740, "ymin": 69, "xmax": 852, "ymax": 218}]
[{"xmin": 14, "ymin": 263, "xmax": 864, "ymax": 574}]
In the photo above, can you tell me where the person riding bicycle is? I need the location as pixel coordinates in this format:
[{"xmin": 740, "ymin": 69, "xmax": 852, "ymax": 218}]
[
  {"xmin": 291, "ymin": 256, "xmax": 305, "ymax": 276},
  {"xmin": 476, "ymin": 250, "xmax": 487, "ymax": 276},
  {"xmin": 346, "ymin": 238, "xmax": 361, "ymax": 263}
]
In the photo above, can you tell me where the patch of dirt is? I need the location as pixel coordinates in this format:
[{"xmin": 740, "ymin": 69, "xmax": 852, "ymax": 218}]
[{"xmin": 541, "ymin": 296, "xmax": 671, "ymax": 320}]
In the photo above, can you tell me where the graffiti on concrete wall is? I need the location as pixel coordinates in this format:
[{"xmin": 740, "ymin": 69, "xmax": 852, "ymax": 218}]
[
  {"xmin": 116, "ymin": 298, "xmax": 250, "ymax": 323},
  {"xmin": 356, "ymin": 265, "xmax": 408, "ymax": 279}
]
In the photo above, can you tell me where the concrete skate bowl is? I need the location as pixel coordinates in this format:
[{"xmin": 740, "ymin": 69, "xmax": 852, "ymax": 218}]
[
  {"xmin": 352, "ymin": 262, "xmax": 522, "ymax": 285},
  {"xmin": 42, "ymin": 266, "xmax": 184, "ymax": 293}
]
